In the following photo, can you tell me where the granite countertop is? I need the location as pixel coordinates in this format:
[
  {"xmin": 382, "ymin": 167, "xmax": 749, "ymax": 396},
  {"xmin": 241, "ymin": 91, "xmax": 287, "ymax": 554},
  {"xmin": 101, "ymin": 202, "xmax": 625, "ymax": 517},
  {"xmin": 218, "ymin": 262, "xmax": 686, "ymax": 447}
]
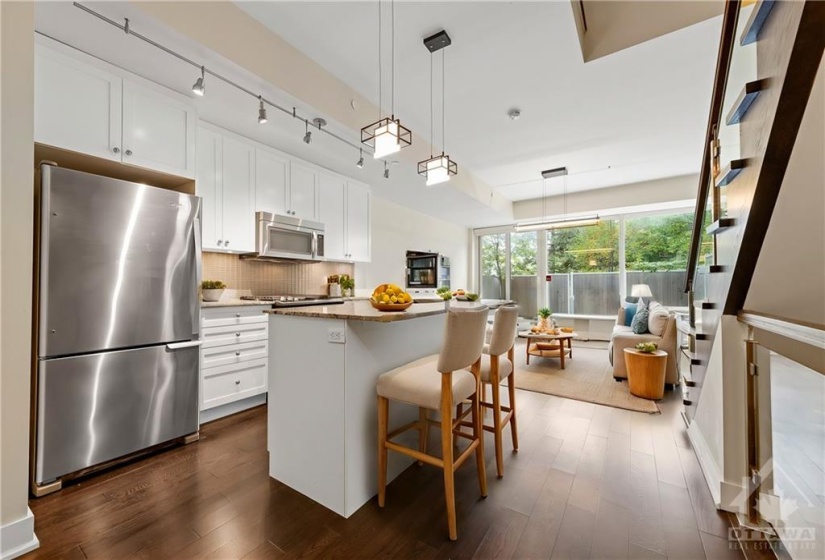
[
  {"xmin": 201, "ymin": 298, "xmax": 275, "ymax": 308},
  {"xmin": 265, "ymin": 299, "xmax": 495, "ymax": 323}
]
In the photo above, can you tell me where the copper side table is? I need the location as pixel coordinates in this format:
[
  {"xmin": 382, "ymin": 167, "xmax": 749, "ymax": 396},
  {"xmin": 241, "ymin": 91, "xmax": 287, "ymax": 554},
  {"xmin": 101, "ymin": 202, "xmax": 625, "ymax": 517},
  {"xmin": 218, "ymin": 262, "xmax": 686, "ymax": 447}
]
[{"xmin": 623, "ymin": 348, "xmax": 667, "ymax": 400}]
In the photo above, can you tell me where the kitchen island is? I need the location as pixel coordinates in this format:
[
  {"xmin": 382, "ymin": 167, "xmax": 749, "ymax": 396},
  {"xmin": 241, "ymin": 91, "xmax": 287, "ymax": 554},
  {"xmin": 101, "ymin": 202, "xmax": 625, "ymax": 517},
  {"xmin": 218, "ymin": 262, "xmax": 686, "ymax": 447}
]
[{"xmin": 266, "ymin": 300, "xmax": 503, "ymax": 517}]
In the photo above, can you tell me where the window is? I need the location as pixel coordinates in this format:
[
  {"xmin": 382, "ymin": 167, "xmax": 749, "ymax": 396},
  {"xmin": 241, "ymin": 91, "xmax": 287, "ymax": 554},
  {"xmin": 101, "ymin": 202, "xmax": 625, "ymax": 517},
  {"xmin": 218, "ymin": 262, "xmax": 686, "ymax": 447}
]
[
  {"xmin": 547, "ymin": 220, "xmax": 620, "ymax": 315},
  {"xmin": 509, "ymin": 231, "xmax": 538, "ymax": 318},
  {"xmin": 625, "ymin": 212, "xmax": 693, "ymax": 307},
  {"xmin": 479, "ymin": 233, "xmax": 506, "ymax": 300}
]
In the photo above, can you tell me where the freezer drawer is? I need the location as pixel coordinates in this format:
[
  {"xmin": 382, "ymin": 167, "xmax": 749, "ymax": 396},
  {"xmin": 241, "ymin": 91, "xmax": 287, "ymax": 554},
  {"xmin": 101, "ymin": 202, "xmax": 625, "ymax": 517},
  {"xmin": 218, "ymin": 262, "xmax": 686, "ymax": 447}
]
[{"xmin": 36, "ymin": 343, "xmax": 199, "ymax": 483}]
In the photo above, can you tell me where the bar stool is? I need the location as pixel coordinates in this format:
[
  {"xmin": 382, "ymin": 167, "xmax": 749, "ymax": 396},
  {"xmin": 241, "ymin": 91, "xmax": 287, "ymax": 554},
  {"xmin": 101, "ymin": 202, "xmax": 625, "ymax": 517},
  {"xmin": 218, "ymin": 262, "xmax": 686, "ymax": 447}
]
[
  {"xmin": 459, "ymin": 305, "xmax": 519, "ymax": 478},
  {"xmin": 376, "ymin": 306, "xmax": 490, "ymax": 541}
]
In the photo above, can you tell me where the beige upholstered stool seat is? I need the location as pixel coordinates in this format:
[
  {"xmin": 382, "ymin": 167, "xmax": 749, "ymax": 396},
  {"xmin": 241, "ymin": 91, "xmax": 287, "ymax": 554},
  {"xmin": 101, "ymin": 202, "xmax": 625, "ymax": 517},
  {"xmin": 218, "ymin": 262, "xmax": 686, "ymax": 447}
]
[
  {"xmin": 377, "ymin": 355, "xmax": 477, "ymax": 410},
  {"xmin": 475, "ymin": 353, "xmax": 514, "ymax": 384}
]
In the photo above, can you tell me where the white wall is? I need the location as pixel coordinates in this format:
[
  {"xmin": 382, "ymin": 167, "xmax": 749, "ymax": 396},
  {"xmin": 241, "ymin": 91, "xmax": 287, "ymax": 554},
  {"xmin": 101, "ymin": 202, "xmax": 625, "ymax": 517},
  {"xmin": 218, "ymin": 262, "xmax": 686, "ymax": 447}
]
[
  {"xmin": 354, "ymin": 196, "xmax": 470, "ymax": 295},
  {"xmin": 745, "ymin": 58, "xmax": 825, "ymax": 326},
  {"xmin": 513, "ymin": 174, "xmax": 697, "ymax": 221},
  {"xmin": 0, "ymin": 1, "xmax": 39, "ymax": 557}
]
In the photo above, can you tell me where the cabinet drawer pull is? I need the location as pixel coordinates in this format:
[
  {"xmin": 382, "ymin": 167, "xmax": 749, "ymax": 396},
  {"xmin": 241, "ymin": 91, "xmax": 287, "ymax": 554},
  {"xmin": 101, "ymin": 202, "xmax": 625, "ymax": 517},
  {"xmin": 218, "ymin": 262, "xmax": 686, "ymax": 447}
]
[
  {"xmin": 112, "ymin": 147, "xmax": 120, "ymax": 154},
  {"xmin": 235, "ymin": 351, "xmax": 241, "ymax": 356},
  {"xmin": 235, "ymin": 332, "xmax": 241, "ymax": 337},
  {"xmin": 224, "ymin": 240, "xmax": 230, "ymax": 246},
  {"xmin": 217, "ymin": 239, "xmax": 223, "ymax": 246},
  {"xmin": 235, "ymin": 313, "xmax": 241, "ymax": 317},
  {"xmin": 125, "ymin": 149, "xmax": 133, "ymax": 156},
  {"xmin": 235, "ymin": 379, "xmax": 241, "ymax": 385}
]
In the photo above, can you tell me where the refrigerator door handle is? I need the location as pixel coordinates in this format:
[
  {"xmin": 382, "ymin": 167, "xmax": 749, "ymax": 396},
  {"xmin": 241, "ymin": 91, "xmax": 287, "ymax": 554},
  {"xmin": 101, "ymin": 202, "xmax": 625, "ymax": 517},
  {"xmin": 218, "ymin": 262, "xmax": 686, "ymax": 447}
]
[
  {"xmin": 193, "ymin": 216, "xmax": 202, "ymax": 337},
  {"xmin": 166, "ymin": 340, "xmax": 203, "ymax": 351}
]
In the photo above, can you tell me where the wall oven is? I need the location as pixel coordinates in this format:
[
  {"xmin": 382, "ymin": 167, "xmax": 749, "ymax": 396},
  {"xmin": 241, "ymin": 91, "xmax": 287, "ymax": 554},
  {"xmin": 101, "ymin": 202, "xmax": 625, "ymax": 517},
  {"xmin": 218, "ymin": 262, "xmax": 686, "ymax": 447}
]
[
  {"xmin": 248, "ymin": 212, "xmax": 325, "ymax": 261},
  {"xmin": 405, "ymin": 251, "xmax": 450, "ymax": 291}
]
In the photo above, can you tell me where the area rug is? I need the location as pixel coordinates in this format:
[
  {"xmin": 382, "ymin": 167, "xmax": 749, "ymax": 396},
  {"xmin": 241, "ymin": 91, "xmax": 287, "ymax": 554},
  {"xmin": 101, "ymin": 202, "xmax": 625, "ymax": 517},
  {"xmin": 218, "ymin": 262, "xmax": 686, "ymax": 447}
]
[{"xmin": 511, "ymin": 341, "xmax": 660, "ymax": 414}]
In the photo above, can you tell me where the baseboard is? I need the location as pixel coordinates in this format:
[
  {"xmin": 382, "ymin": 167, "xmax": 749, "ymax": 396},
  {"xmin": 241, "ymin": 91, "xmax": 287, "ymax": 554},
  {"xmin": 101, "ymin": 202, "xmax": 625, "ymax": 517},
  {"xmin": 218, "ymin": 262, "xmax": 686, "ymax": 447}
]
[
  {"xmin": 687, "ymin": 421, "xmax": 723, "ymax": 508},
  {"xmin": 199, "ymin": 393, "xmax": 267, "ymax": 425},
  {"xmin": 0, "ymin": 508, "xmax": 39, "ymax": 560}
]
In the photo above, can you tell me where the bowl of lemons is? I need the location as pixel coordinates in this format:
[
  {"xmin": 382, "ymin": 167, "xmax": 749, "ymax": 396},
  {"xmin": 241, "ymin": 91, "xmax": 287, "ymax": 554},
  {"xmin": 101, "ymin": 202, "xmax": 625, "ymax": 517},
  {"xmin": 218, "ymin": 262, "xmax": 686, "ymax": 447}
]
[{"xmin": 370, "ymin": 284, "xmax": 414, "ymax": 311}]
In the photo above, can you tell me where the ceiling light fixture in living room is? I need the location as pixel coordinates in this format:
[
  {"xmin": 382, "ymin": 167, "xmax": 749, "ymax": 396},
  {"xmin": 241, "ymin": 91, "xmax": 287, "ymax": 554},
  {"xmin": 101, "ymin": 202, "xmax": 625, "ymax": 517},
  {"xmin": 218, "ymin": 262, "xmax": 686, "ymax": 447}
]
[{"xmin": 515, "ymin": 167, "xmax": 600, "ymax": 231}]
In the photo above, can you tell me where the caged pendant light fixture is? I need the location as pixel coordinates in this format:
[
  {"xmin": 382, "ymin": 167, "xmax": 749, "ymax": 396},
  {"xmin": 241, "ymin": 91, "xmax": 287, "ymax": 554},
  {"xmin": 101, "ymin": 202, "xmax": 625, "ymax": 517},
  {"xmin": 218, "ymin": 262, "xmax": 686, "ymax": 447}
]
[
  {"xmin": 418, "ymin": 30, "xmax": 457, "ymax": 186},
  {"xmin": 361, "ymin": 0, "xmax": 412, "ymax": 159}
]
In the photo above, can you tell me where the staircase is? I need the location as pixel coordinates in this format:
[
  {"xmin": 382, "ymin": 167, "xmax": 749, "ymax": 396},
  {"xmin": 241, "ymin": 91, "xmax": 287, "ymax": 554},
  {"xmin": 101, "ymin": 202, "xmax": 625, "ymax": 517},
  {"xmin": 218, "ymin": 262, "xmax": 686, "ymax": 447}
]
[{"xmin": 681, "ymin": 0, "xmax": 824, "ymax": 425}]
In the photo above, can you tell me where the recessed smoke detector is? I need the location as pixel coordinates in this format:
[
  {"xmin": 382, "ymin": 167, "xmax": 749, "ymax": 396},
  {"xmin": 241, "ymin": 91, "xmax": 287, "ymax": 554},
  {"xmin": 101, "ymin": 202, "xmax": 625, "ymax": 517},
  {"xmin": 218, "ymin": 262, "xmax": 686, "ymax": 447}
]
[{"xmin": 508, "ymin": 108, "xmax": 521, "ymax": 121}]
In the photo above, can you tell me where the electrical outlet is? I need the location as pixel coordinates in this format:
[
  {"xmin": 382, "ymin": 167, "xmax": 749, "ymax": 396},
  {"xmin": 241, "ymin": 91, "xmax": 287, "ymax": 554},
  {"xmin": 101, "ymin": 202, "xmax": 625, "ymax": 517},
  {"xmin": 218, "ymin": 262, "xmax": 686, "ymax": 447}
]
[{"xmin": 328, "ymin": 327, "xmax": 346, "ymax": 344}]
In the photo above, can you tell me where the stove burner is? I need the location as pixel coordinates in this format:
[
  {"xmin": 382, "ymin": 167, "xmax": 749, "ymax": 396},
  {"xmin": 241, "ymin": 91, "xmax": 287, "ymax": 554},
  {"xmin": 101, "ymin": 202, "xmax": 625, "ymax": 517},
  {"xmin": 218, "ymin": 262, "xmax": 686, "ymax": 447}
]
[{"xmin": 239, "ymin": 294, "xmax": 344, "ymax": 307}]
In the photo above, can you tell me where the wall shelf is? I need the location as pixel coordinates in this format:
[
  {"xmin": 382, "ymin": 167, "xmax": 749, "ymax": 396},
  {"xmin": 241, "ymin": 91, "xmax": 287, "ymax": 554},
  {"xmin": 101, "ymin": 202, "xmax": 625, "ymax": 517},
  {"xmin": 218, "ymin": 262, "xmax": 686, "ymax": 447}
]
[
  {"xmin": 706, "ymin": 218, "xmax": 736, "ymax": 235},
  {"xmin": 715, "ymin": 159, "xmax": 747, "ymax": 187},
  {"xmin": 741, "ymin": 0, "xmax": 777, "ymax": 46},
  {"xmin": 726, "ymin": 80, "xmax": 766, "ymax": 125}
]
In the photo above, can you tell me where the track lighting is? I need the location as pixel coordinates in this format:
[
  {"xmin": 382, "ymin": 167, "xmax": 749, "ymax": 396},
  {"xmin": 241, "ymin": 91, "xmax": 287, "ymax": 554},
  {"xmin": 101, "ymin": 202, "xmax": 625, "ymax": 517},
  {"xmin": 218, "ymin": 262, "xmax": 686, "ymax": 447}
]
[
  {"xmin": 258, "ymin": 96, "xmax": 268, "ymax": 124},
  {"xmin": 192, "ymin": 66, "xmax": 205, "ymax": 96},
  {"xmin": 303, "ymin": 121, "xmax": 312, "ymax": 144},
  {"xmin": 383, "ymin": 161, "xmax": 390, "ymax": 179},
  {"xmin": 356, "ymin": 148, "xmax": 364, "ymax": 169}
]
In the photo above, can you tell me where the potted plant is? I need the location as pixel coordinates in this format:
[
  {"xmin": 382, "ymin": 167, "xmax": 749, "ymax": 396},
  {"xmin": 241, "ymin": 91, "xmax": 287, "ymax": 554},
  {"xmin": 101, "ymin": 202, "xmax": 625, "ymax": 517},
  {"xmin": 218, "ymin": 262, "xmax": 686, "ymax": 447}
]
[
  {"xmin": 635, "ymin": 342, "xmax": 659, "ymax": 353},
  {"xmin": 340, "ymin": 275, "xmax": 355, "ymax": 297},
  {"xmin": 537, "ymin": 307, "xmax": 552, "ymax": 330},
  {"xmin": 201, "ymin": 280, "xmax": 226, "ymax": 302},
  {"xmin": 440, "ymin": 291, "xmax": 453, "ymax": 307}
]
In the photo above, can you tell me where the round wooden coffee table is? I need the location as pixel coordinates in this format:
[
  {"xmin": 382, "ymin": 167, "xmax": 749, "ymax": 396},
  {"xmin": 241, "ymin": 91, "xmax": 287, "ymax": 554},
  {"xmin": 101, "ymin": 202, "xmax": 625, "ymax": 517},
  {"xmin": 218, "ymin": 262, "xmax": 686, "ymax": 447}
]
[
  {"xmin": 518, "ymin": 331, "xmax": 578, "ymax": 369},
  {"xmin": 623, "ymin": 348, "xmax": 667, "ymax": 400}
]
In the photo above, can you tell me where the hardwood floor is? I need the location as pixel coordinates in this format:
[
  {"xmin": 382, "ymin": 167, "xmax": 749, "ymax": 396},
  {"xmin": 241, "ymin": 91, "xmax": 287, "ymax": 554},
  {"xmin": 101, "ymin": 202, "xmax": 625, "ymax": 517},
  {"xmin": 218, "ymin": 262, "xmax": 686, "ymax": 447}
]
[{"xmin": 26, "ymin": 385, "xmax": 743, "ymax": 559}]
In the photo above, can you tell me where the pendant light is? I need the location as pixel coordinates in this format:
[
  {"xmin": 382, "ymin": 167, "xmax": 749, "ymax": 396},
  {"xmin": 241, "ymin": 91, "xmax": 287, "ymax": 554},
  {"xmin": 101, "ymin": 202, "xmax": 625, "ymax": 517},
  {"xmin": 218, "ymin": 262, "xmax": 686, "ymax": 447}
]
[
  {"xmin": 361, "ymin": 0, "xmax": 412, "ymax": 159},
  {"xmin": 418, "ymin": 30, "xmax": 457, "ymax": 186},
  {"xmin": 514, "ymin": 167, "xmax": 600, "ymax": 231}
]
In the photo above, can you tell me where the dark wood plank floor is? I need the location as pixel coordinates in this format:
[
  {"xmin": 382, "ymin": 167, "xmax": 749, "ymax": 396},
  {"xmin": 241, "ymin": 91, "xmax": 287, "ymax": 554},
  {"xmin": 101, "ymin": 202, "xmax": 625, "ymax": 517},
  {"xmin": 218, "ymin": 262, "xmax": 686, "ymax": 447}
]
[{"xmin": 26, "ymin": 381, "xmax": 743, "ymax": 559}]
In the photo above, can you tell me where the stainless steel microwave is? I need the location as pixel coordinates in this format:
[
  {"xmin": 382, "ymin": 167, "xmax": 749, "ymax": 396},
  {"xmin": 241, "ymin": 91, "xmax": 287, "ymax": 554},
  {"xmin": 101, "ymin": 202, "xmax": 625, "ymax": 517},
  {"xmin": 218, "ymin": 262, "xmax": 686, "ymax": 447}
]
[{"xmin": 248, "ymin": 212, "xmax": 325, "ymax": 261}]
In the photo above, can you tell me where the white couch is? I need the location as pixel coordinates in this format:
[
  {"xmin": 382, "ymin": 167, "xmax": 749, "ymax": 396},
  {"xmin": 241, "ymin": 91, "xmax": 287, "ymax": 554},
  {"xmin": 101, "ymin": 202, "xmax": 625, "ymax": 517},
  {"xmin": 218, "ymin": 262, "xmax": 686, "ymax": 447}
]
[{"xmin": 608, "ymin": 305, "xmax": 679, "ymax": 386}]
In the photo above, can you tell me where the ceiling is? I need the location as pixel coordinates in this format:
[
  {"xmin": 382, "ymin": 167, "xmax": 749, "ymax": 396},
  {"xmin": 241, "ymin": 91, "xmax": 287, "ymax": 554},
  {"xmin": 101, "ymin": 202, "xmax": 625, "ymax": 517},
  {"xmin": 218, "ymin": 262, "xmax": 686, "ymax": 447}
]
[{"xmin": 235, "ymin": 0, "xmax": 721, "ymax": 201}]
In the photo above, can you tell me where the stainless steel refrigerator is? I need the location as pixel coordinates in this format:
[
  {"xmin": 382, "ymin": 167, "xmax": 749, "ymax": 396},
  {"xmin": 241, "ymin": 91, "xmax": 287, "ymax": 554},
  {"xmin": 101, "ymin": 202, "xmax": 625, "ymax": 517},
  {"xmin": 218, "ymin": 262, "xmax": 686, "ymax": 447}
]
[{"xmin": 33, "ymin": 164, "xmax": 202, "ymax": 492}]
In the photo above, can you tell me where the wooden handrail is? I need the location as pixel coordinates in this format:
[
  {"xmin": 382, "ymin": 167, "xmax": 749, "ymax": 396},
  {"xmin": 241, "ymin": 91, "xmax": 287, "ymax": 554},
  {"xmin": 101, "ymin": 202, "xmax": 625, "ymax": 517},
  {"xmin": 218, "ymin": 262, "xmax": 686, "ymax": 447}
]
[
  {"xmin": 684, "ymin": 0, "xmax": 740, "ymax": 293},
  {"xmin": 738, "ymin": 310, "xmax": 825, "ymax": 350}
]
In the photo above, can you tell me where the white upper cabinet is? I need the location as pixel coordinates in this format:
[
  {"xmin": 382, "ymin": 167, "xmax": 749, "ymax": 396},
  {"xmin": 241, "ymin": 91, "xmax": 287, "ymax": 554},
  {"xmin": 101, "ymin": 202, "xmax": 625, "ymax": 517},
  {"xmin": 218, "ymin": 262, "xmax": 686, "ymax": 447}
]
[
  {"xmin": 255, "ymin": 148, "xmax": 289, "ymax": 216},
  {"xmin": 346, "ymin": 181, "xmax": 371, "ymax": 262},
  {"xmin": 35, "ymin": 47, "xmax": 122, "ymax": 162},
  {"xmin": 288, "ymin": 161, "xmax": 319, "ymax": 221},
  {"xmin": 319, "ymin": 172, "xmax": 347, "ymax": 261},
  {"xmin": 122, "ymin": 81, "xmax": 196, "ymax": 178},
  {"xmin": 196, "ymin": 127, "xmax": 223, "ymax": 251},
  {"xmin": 34, "ymin": 41, "xmax": 196, "ymax": 179},
  {"xmin": 196, "ymin": 125, "xmax": 255, "ymax": 253},
  {"xmin": 220, "ymin": 136, "xmax": 256, "ymax": 253}
]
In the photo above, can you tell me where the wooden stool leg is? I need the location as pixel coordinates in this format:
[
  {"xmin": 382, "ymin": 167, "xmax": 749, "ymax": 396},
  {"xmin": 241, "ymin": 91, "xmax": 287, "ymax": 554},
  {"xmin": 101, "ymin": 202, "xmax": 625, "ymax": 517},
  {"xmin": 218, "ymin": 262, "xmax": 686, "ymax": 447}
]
[
  {"xmin": 490, "ymin": 356, "xmax": 504, "ymax": 478},
  {"xmin": 508, "ymin": 348, "xmax": 519, "ymax": 453},
  {"xmin": 418, "ymin": 407, "xmax": 429, "ymax": 465},
  {"xmin": 559, "ymin": 345, "xmax": 566, "ymax": 369},
  {"xmin": 472, "ymin": 390, "xmax": 488, "ymax": 498},
  {"xmin": 440, "ymin": 373, "xmax": 457, "ymax": 541},
  {"xmin": 377, "ymin": 396, "xmax": 389, "ymax": 507}
]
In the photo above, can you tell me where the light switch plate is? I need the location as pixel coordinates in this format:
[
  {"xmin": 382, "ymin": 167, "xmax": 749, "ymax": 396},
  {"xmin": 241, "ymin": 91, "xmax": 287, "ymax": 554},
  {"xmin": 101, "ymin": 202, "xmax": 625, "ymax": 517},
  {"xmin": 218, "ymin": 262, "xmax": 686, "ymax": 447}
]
[{"xmin": 328, "ymin": 327, "xmax": 346, "ymax": 344}]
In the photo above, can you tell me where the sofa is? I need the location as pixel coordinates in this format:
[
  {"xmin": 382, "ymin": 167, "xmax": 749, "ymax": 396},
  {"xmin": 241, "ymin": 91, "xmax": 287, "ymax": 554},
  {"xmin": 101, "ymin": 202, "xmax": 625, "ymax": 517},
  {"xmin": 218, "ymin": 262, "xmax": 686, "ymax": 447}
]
[{"xmin": 608, "ymin": 304, "xmax": 679, "ymax": 386}]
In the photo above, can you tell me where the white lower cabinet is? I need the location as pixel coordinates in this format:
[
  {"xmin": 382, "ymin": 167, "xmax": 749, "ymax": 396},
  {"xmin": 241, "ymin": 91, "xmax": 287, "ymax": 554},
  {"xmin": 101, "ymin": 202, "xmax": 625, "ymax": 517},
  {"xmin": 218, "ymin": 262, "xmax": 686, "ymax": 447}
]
[{"xmin": 200, "ymin": 306, "xmax": 269, "ymax": 420}]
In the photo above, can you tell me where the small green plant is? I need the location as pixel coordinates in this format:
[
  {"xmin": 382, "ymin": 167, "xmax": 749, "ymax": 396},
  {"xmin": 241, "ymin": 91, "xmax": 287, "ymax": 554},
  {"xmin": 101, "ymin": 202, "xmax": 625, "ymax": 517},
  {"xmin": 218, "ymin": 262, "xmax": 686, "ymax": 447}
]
[
  {"xmin": 436, "ymin": 286, "xmax": 451, "ymax": 294},
  {"xmin": 339, "ymin": 275, "xmax": 355, "ymax": 291},
  {"xmin": 201, "ymin": 280, "xmax": 226, "ymax": 290},
  {"xmin": 635, "ymin": 342, "xmax": 659, "ymax": 353},
  {"xmin": 440, "ymin": 292, "xmax": 453, "ymax": 300},
  {"xmin": 538, "ymin": 307, "xmax": 552, "ymax": 319}
]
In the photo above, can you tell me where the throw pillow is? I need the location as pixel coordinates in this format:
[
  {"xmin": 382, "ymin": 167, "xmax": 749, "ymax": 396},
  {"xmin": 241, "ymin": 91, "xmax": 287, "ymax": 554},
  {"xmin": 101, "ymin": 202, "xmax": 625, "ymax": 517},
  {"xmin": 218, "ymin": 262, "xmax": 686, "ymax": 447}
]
[
  {"xmin": 648, "ymin": 304, "xmax": 670, "ymax": 336},
  {"xmin": 631, "ymin": 300, "xmax": 649, "ymax": 334},
  {"xmin": 623, "ymin": 303, "xmax": 638, "ymax": 326}
]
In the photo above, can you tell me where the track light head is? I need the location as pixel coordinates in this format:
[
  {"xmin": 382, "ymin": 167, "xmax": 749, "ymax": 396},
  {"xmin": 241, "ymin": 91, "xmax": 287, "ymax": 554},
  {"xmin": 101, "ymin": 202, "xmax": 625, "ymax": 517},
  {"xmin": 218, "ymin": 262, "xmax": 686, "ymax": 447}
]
[
  {"xmin": 356, "ymin": 149, "xmax": 364, "ymax": 169},
  {"xmin": 383, "ymin": 161, "xmax": 390, "ymax": 179},
  {"xmin": 258, "ymin": 97, "xmax": 268, "ymax": 124},
  {"xmin": 303, "ymin": 131, "xmax": 312, "ymax": 144},
  {"xmin": 192, "ymin": 66, "xmax": 205, "ymax": 96}
]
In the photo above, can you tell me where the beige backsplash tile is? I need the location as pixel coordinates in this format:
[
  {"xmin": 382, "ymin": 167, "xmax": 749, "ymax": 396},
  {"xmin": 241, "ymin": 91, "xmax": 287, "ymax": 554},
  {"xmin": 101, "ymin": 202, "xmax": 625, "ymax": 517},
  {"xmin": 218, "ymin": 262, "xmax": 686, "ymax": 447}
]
[{"xmin": 202, "ymin": 252, "xmax": 354, "ymax": 295}]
